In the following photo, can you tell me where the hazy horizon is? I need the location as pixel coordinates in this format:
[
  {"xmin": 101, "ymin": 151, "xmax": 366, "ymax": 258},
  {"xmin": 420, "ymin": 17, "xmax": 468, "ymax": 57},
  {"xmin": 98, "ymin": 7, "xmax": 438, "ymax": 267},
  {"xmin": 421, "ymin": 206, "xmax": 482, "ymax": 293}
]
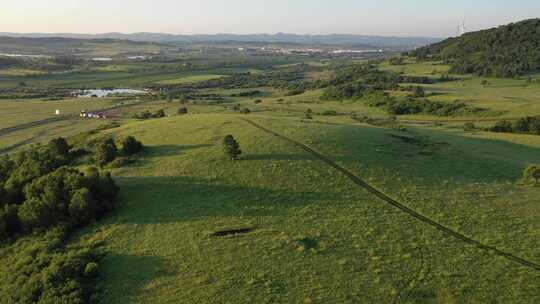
[{"xmin": 1, "ymin": 0, "xmax": 539, "ymax": 37}]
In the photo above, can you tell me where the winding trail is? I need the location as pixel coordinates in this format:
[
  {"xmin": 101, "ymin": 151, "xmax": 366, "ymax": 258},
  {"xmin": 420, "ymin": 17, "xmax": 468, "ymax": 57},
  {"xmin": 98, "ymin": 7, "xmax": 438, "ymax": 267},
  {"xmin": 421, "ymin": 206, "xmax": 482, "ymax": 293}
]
[{"xmin": 242, "ymin": 117, "xmax": 540, "ymax": 272}]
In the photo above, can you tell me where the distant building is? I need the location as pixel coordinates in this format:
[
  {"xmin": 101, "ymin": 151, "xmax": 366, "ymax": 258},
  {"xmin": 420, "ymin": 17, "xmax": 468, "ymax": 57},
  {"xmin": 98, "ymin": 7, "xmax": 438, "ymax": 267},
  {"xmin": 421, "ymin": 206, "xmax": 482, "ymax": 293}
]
[
  {"xmin": 80, "ymin": 110, "xmax": 106, "ymax": 119},
  {"xmin": 55, "ymin": 109, "xmax": 61, "ymax": 115}
]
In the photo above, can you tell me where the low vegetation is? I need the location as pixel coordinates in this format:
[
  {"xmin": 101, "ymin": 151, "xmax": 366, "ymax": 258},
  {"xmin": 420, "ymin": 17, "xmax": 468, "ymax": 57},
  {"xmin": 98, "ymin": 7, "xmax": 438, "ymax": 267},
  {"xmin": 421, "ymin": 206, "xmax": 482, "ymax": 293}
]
[
  {"xmin": 133, "ymin": 109, "xmax": 166, "ymax": 120},
  {"xmin": 490, "ymin": 116, "xmax": 540, "ymax": 135},
  {"xmin": 523, "ymin": 164, "xmax": 540, "ymax": 185}
]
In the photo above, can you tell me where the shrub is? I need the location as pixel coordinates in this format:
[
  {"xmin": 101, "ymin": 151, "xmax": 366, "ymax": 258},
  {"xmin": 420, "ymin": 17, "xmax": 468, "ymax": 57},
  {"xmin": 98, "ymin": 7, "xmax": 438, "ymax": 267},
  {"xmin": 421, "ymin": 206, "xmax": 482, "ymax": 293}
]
[
  {"xmin": 240, "ymin": 108, "xmax": 251, "ymax": 114},
  {"xmin": 464, "ymin": 122, "xmax": 476, "ymax": 131},
  {"xmin": 254, "ymin": 99, "xmax": 262, "ymax": 104},
  {"xmin": 48, "ymin": 137, "xmax": 70, "ymax": 157},
  {"xmin": 523, "ymin": 165, "xmax": 540, "ymax": 185},
  {"xmin": 223, "ymin": 135, "xmax": 242, "ymax": 160},
  {"xmin": 121, "ymin": 136, "xmax": 144, "ymax": 156},
  {"xmin": 133, "ymin": 110, "xmax": 166, "ymax": 120},
  {"xmin": 154, "ymin": 109, "xmax": 166, "ymax": 118},
  {"xmin": 491, "ymin": 120, "xmax": 514, "ymax": 133},
  {"xmin": 178, "ymin": 107, "xmax": 188, "ymax": 115},
  {"xmin": 84, "ymin": 262, "xmax": 99, "ymax": 278},
  {"xmin": 95, "ymin": 138, "xmax": 117, "ymax": 167},
  {"xmin": 321, "ymin": 110, "xmax": 338, "ymax": 116}
]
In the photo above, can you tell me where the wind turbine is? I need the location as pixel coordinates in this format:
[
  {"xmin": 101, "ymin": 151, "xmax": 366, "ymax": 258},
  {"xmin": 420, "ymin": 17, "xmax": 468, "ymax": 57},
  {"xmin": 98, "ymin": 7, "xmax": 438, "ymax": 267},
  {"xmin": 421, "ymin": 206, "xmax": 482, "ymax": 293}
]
[{"xmin": 459, "ymin": 18, "xmax": 467, "ymax": 36}]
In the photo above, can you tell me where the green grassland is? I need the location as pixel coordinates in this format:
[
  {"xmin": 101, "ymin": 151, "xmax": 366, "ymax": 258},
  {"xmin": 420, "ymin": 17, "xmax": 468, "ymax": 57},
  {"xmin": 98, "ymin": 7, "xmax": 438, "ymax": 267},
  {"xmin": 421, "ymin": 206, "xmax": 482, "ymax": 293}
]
[
  {"xmin": 1, "ymin": 53, "xmax": 540, "ymax": 303},
  {"xmin": 62, "ymin": 113, "xmax": 539, "ymax": 303}
]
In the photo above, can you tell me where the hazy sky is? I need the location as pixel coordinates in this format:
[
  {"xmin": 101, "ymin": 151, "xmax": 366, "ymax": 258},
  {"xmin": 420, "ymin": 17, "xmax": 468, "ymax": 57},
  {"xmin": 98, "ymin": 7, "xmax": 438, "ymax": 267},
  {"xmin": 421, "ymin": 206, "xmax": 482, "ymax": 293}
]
[{"xmin": 2, "ymin": 0, "xmax": 539, "ymax": 37}]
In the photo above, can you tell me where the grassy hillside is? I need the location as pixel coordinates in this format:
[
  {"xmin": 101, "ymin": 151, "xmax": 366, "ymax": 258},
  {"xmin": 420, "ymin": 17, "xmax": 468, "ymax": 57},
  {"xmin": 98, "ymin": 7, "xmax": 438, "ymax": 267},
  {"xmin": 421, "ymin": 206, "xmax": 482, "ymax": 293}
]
[{"xmin": 62, "ymin": 113, "xmax": 540, "ymax": 303}]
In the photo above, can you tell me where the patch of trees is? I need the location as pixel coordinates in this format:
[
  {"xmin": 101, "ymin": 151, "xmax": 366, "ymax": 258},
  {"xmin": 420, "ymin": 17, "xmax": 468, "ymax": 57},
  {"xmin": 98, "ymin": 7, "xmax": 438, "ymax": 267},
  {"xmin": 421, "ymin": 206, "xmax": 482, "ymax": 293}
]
[
  {"xmin": 0, "ymin": 134, "xmax": 145, "ymax": 303},
  {"xmin": 320, "ymin": 64, "xmax": 438, "ymax": 101},
  {"xmin": 410, "ymin": 19, "xmax": 540, "ymax": 77},
  {"xmin": 0, "ymin": 227, "xmax": 102, "ymax": 304},
  {"xmin": 132, "ymin": 109, "xmax": 166, "ymax": 119},
  {"xmin": 364, "ymin": 93, "xmax": 486, "ymax": 116},
  {"xmin": 94, "ymin": 136, "xmax": 144, "ymax": 167},
  {"xmin": 490, "ymin": 116, "xmax": 540, "ymax": 135},
  {"xmin": 231, "ymin": 90, "xmax": 261, "ymax": 97},
  {"xmin": 0, "ymin": 87, "xmax": 71, "ymax": 100},
  {"xmin": 177, "ymin": 107, "xmax": 188, "ymax": 115},
  {"xmin": 0, "ymin": 140, "xmax": 119, "ymax": 241},
  {"xmin": 398, "ymin": 76, "xmax": 433, "ymax": 84}
]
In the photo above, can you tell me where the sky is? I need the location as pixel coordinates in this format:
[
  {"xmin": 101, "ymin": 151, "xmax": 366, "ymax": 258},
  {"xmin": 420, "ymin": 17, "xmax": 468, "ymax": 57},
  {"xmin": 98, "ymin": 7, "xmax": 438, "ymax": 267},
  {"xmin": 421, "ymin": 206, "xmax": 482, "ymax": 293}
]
[{"xmin": 1, "ymin": 0, "xmax": 539, "ymax": 37}]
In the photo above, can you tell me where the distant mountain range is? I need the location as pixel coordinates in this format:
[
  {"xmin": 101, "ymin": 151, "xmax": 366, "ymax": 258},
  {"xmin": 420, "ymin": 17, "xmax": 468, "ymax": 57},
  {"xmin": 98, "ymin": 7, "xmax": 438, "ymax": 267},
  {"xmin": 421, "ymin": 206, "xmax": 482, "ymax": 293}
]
[{"xmin": 0, "ymin": 32, "xmax": 441, "ymax": 50}]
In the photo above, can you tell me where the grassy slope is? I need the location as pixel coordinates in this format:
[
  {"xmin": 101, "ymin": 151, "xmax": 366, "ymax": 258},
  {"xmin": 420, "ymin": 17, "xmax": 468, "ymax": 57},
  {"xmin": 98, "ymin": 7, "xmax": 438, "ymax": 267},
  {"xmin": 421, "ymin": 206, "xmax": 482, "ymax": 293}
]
[
  {"xmin": 379, "ymin": 59, "xmax": 540, "ymax": 119},
  {"xmin": 68, "ymin": 113, "xmax": 540, "ymax": 303}
]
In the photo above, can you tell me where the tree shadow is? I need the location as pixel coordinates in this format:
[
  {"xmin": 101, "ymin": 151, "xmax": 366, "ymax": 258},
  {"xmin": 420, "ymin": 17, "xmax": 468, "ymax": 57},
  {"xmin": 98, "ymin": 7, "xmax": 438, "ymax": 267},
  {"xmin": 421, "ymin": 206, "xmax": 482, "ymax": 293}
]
[
  {"xmin": 97, "ymin": 254, "xmax": 170, "ymax": 304},
  {"xmin": 145, "ymin": 144, "xmax": 213, "ymax": 157},
  {"xmin": 109, "ymin": 176, "xmax": 342, "ymax": 225}
]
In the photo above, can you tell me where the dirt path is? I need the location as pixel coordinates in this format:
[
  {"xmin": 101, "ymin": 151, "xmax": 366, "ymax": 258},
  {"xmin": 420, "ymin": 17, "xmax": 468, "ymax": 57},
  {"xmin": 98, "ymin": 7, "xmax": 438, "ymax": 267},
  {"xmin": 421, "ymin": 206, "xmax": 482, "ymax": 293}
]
[
  {"xmin": 0, "ymin": 116, "xmax": 68, "ymax": 136},
  {"xmin": 242, "ymin": 117, "xmax": 540, "ymax": 272}
]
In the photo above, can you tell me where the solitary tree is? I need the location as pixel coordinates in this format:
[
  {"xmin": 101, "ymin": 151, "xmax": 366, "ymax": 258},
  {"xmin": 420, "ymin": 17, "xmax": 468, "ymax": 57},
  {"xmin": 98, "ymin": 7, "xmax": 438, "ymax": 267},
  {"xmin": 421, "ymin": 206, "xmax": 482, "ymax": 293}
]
[
  {"xmin": 223, "ymin": 135, "xmax": 242, "ymax": 160},
  {"xmin": 96, "ymin": 138, "xmax": 117, "ymax": 167},
  {"xmin": 122, "ymin": 136, "xmax": 144, "ymax": 156}
]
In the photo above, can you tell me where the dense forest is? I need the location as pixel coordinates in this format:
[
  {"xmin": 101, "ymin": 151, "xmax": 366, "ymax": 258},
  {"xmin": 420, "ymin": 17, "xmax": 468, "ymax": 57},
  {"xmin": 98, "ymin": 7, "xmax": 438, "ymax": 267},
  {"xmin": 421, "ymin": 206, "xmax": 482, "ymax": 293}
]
[{"xmin": 409, "ymin": 19, "xmax": 540, "ymax": 77}]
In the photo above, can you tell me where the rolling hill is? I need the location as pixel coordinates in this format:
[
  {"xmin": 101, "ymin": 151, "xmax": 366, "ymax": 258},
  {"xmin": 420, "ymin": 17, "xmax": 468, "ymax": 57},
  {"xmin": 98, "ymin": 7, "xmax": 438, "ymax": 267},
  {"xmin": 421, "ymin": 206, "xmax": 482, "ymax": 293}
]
[{"xmin": 410, "ymin": 19, "xmax": 540, "ymax": 77}]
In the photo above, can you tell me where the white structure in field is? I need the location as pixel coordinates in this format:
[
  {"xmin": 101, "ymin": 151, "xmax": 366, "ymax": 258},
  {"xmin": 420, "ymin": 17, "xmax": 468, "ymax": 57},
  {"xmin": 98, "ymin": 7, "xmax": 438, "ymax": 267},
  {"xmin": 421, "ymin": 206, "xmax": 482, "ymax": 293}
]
[{"xmin": 55, "ymin": 109, "xmax": 61, "ymax": 115}]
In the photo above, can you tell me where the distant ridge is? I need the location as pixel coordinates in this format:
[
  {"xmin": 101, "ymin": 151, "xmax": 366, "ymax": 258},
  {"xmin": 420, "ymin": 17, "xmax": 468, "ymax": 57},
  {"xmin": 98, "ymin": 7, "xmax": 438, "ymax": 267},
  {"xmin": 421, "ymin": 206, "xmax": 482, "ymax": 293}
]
[{"xmin": 0, "ymin": 32, "xmax": 441, "ymax": 49}]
